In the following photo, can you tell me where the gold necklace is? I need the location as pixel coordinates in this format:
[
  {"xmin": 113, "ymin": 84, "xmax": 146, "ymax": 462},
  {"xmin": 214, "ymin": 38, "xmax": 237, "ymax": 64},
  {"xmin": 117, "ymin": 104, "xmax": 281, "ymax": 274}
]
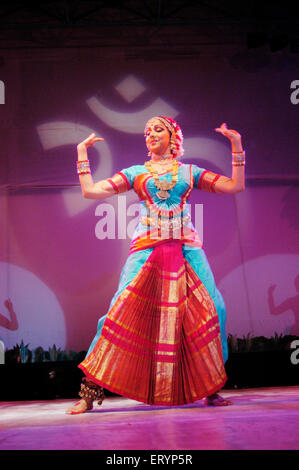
[{"xmin": 145, "ymin": 160, "xmax": 179, "ymax": 200}]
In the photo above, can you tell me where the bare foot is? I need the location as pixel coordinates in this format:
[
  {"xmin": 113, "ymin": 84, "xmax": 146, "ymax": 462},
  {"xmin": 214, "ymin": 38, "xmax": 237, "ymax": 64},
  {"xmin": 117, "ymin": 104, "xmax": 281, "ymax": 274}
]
[
  {"xmin": 65, "ymin": 398, "xmax": 93, "ymax": 415},
  {"xmin": 204, "ymin": 393, "xmax": 232, "ymax": 407}
]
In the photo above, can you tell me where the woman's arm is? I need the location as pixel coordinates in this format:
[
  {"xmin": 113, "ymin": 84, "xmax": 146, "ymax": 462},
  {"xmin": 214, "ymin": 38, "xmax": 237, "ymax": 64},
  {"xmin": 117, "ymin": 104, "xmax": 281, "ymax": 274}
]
[
  {"xmin": 212, "ymin": 166, "xmax": 245, "ymax": 195},
  {"xmin": 211, "ymin": 123, "xmax": 245, "ymax": 194},
  {"xmin": 77, "ymin": 134, "xmax": 116, "ymax": 200}
]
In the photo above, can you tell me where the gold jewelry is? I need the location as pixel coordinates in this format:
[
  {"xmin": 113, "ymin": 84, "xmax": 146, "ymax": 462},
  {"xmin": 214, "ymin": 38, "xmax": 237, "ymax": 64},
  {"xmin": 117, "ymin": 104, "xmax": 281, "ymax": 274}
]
[
  {"xmin": 151, "ymin": 158, "xmax": 173, "ymax": 166},
  {"xmin": 232, "ymin": 150, "xmax": 245, "ymax": 165},
  {"xmin": 140, "ymin": 214, "xmax": 190, "ymax": 229},
  {"xmin": 232, "ymin": 150, "xmax": 245, "ymax": 158},
  {"xmin": 79, "ymin": 377, "xmax": 105, "ymax": 405},
  {"xmin": 154, "ymin": 155, "xmax": 173, "ymax": 164},
  {"xmin": 145, "ymin": 160, "xmax": 179, "ymax": 200}
]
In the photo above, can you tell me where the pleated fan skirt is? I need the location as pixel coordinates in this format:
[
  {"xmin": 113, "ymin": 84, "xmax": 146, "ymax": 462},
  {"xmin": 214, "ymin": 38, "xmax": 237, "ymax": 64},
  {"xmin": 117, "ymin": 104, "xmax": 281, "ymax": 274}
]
[{"xmin": 79, "ymin": 241, "xmax": 227, "ymax": 405}]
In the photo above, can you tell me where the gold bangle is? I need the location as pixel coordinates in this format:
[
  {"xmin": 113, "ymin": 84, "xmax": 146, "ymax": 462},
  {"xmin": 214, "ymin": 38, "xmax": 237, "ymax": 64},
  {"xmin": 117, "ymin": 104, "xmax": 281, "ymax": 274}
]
[
  {"xmin": 232, "ymin": 151, "xmax": 245, "ymax": 162},
  {"xmin": 77, "ymin": 160, "xmax": 91, "ymax": 174}
]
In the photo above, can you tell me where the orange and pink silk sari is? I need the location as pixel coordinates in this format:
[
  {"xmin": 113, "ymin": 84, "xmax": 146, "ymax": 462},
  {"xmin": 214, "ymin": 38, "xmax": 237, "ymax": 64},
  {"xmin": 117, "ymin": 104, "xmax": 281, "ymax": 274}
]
[{"xmin": 79, "ymin": 163, "xmax": 228, "ymax": 405}]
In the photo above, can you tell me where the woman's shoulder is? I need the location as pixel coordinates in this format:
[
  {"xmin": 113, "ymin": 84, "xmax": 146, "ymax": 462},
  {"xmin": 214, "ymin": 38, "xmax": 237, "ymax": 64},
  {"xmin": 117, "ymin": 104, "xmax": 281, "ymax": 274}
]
[
  {"xmin": 178, "ymin": 162, "xmax": 199, "ymax": 172},
  {"xmin": 179, "ymin": 162, "xmax": 204, "ymax": 168},
  {"xmin": 122, "ymin": 164, "xmax": 146, "ymax": 170},
  {"xmin": 180, "ymin": 162, "xmax": 206, "ymax": 173},
  {"xmin": 133, "ymin": 164, "xmax": 147, "ymax": 170},
  {"xmin": 118, "ymin": 165, "xmax": 147, "ymax": 183},
  {"xmin": 119, "ymin": 164, "xmax": 146, "ymax": 174},
  {"xmin": 128, "ymin": 164, "xmax": 146, "ymax": 175}
]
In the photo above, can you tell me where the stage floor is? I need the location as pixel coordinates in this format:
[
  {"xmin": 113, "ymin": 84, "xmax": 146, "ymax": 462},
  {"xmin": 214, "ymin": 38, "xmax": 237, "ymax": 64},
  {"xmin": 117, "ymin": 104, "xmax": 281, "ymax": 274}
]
[{"xmin": 0, "ymin": 386, "xmax": 298, "ymax": 450}]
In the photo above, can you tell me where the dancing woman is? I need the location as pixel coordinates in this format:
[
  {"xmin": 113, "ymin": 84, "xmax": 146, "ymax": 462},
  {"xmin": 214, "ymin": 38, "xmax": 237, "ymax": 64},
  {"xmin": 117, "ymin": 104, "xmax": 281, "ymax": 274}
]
[{"xmin": 66, "ymin": 117, "xmax": 245, "ymax": 414}]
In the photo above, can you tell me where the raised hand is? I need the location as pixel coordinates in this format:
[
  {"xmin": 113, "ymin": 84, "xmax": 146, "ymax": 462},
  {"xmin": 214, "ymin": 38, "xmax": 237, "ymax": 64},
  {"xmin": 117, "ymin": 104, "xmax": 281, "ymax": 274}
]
[{"xmin": 215, "ymin": 123, "xmax": 241, "ymax": 142}]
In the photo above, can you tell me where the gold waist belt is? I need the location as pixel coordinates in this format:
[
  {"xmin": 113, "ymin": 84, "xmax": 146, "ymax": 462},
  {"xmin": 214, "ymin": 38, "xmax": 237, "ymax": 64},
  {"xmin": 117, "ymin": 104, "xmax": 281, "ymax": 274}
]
[{"xmin": 140, "ymin": 215, "xmax": 191, "ymax": 229}]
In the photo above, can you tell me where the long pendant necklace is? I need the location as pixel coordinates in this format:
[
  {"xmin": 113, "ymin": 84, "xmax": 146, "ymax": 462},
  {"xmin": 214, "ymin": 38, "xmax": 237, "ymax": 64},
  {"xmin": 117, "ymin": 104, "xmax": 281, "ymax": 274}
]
[{"xmin": 145, "ymin": 160, "xmax": 179, "ymax": 200}]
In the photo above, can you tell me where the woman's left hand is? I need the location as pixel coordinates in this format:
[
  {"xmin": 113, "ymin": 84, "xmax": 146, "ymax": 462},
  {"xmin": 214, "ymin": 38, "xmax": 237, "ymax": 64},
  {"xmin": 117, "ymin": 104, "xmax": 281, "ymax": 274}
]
[{"xmin": 215, "ymin": 123, "xmax": 241, "ymax": 142}]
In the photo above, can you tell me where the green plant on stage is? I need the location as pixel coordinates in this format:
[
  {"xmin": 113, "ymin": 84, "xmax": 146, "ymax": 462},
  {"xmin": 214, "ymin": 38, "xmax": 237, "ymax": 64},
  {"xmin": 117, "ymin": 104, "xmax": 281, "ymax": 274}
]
[
  {"xmin": 62, "ymin": 350, "xmax": 80, "ymax": 361},
  {"xmin": 5, "ymin": 343, "xmax": 87, "ymax": 363},
  {"xmin": 20, "ymin": 340, "xmax": 31, "ymax": 363},
  {"xmin": 33, "ymin": 346, "xmax": 45, "ymax": 362},
  {"xmin": 271, "ymin": 332, "xmax": 284, "ymax": 348},
  {"xmin": 227, "ymin": 334, "xmax": 239, "ymax": 353},
  {"xmin": 242, "ymin": 333, "xmax": 253, "ymax": 352},
  {"xmin": 48, "ymin": 344, "xmax": 62, "ymax": 362},
  {"xmin": 5, "ymin": 334, "xmax": 297, "ymax": 363},
  {"xmin": 227, "ymin": 333, "xmax": 299, "ymax": 353}
]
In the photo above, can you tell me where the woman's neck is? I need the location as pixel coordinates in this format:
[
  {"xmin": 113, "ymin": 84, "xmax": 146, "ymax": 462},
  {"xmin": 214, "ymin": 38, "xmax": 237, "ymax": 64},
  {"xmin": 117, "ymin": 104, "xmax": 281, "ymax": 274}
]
[{"xmin": 151, "ymin": 153, "xmax": 173, "ymax": 164}]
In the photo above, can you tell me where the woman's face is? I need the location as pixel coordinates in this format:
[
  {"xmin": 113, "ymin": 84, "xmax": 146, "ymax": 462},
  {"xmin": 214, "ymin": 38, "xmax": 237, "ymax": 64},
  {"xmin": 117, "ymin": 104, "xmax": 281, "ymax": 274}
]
[{"xmin": 144, "ymin": 118, "xmax": 171, "ymax": 157}]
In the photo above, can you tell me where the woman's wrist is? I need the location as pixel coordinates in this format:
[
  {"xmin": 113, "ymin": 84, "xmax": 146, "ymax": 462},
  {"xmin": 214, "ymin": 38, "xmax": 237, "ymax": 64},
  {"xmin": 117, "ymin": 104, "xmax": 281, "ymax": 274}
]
[
  {"xmin": 77, "ymin": 143, "xmax": 88, "ymax": 161},
  {"xmin": 77, "ymin": 143, "xmax": 90, "ymax": 173}
]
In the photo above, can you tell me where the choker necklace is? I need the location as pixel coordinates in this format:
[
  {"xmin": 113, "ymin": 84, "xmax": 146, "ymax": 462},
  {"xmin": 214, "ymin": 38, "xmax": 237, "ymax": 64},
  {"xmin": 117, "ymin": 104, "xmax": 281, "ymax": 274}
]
[
  {"xmin": 151, "ymin": 155, "xmax": 173, "ymax": 165},
  {"xmin": 145, "ymin": 160, "xmax": 179, "ymax": 200}
]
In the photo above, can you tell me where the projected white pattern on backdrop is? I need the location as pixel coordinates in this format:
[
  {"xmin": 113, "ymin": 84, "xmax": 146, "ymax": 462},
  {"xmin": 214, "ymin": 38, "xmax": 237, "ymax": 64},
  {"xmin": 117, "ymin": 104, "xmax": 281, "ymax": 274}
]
[
  {"xmin": 37, "ymin": 74, "xmax": 232, "ymax": 230},
  {"xmin": 36, "ymin": 75, "xmax": 242, "ymax": 335},
  {"xmin": 0, "ymin": 262, "xmax": 66, "ymax": 350},
  {"xmin": 219, "ymin": 254, "xmax": 299, "ymax": 337}
]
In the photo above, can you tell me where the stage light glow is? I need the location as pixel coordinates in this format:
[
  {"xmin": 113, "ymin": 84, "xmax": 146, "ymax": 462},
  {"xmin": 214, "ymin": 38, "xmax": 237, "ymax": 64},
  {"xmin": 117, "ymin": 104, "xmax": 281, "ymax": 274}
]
[
  {"xmin": 115, "ymin": 75, "xmax": 146, "ymax": 103},
  {"xmin": 86, "ymin": 96, "xmax": 179, "ymax": 133},
  {"xmin": 37, "ymin": 122, "xmax": 113, "ymax": 217},
  {"xmin": 0, "ymin": 262, "xmax": 66, "ymax": 350},
  {"xmin": 219, "ymin": 254, "xmax": 299, "ymax": 337},
  {"xmin": 182, "ymin": 137, "xmax": 231, "ymax": 174}
]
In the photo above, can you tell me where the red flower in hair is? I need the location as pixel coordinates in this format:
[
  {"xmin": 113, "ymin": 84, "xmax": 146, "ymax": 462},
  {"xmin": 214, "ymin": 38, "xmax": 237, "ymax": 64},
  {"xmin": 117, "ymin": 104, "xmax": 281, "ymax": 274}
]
[{"xmin": 161, "ymin": 115, "xmax": 175, "ymax": 125}]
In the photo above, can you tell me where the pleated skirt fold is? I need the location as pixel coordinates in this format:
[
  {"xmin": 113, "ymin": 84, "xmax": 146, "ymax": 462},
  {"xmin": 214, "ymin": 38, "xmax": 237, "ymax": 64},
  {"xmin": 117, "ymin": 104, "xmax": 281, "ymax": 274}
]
[{"xmin": 79, "ymin": 241, "xmax": 227, "ymax": 405}]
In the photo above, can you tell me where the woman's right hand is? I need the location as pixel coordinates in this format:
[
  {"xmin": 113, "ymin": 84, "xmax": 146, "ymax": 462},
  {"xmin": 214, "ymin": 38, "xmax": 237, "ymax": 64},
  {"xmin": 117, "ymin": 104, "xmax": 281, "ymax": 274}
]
[{"xmin": 77, "ymin": 133, "xmax": 104, "ymax": 150}]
